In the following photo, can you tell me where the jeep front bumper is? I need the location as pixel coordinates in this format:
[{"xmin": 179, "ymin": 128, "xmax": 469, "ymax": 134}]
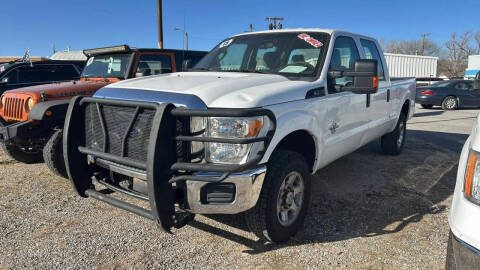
[{"xmin": 0, "ymin": 120, "xmax": 32, "ymax": 142}]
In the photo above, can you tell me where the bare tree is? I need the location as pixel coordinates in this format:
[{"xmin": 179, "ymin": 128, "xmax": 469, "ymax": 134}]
[
  {"xmin": 386, "ymin": 39, "xmax": 441, "ymax": 56},
  {"xmin": 443, "ymin": 32, "xmax": 473, "ymax": 77}
]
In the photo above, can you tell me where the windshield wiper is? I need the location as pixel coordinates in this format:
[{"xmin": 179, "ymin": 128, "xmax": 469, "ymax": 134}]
[{"xmin": 222, "ymin": 69, "xmax": 269, "ymax": 74}]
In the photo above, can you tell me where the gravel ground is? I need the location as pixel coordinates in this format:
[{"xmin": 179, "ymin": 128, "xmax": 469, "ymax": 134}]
[{"xmin": 0, "ymin": 104, "xmax": 477, "ymax": 269}]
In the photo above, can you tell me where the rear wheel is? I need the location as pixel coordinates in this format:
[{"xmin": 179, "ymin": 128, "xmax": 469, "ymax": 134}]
[
  {"xmin": 442, "ymin": 96, "xmax": 458, "ymax": 110},
  {"xmin": 421, "ymin": 104, "xmax": 433, "ymax": 109},
  {"xmin": 0, "ymin": 143, "xmax": 43, "ymax": 164},
  {"xmin": 43, "ymin": 130, "xmax": 68, "ymax": 178},
  {"xmin": 245, "ymin": 150, "xmax": 311, "ymax": 243},
  {"xmin": 381, "ymin": 113, "xmax": 407, "ymax": 155}
]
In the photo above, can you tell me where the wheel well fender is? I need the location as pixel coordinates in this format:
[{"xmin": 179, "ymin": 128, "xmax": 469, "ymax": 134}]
[{"xmin": 265, "ymin": 130, "xmax": 317, "ymax": 172}]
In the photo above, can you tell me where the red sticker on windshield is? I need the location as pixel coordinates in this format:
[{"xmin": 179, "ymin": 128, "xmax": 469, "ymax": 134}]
[{"xmin": 298, "ymin": 33, "xmax": 323, "ymax": 48}]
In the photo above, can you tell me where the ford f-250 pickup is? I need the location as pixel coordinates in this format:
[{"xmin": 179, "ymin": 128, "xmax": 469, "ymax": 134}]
[
  {"xmin": 0, "ymin": 45, "xmax": 206, "ymax": 178},
  {"xmin": 63, "ymin": 29, "xmax": 416, "ymax": 243}
]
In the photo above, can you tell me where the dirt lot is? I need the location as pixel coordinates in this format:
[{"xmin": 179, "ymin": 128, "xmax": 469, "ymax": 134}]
[{"xmin": 0, "ymin": 104, "xmax": 477, "ymax": 269}]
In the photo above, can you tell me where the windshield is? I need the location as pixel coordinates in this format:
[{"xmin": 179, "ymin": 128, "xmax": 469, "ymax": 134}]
[
  {"xmin": 194, "ymin": 32, "xmax": 328, "ymax": 79},
  {"xmin": 81, "ymin": 53, "xmax": 132, "ymax": 78}
]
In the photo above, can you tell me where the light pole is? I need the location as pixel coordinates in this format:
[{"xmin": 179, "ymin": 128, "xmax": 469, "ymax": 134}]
[{"xmin": 173, "ymin": 27, "xmax": 188, "ymax": 51}]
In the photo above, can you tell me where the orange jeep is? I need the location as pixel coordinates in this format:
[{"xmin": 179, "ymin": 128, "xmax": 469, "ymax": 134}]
[{"xmin": 0, "ymin": 45, "xmax": 206, "ymax": 178}]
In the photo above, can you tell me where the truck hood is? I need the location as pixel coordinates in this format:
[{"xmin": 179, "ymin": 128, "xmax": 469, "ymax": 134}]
[
  {"xmin": 102, "ymin": 72, "xmax": 314, "ymax": 108},
  {"xmin": 3, "ymin": 80, "xmax": 110, "ymax": 99}
]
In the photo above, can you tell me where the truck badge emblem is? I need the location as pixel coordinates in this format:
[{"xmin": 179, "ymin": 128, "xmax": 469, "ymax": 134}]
[{"xmin": 329, "ymin": 121, "xmax": 339, "ymax": 134}]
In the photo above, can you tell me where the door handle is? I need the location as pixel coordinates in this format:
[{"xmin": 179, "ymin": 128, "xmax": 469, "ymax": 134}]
[{"xmin": 387, "ymin": 89, "xmax": 391, "ymax": 102}]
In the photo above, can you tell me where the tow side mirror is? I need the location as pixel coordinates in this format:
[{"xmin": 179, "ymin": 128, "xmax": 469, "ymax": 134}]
[
  {"xmin": 328, "ymin": 59, "xmax": 378, "ymax": 94},
  {"xmin": 182, "ymin": 59, "xmax": 192, "ymax": 71},
  {"xmin": 474, "ymin": 71, "xmax": 480, "ymax": 90}
]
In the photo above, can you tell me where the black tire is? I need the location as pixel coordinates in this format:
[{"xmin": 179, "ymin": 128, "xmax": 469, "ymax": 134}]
[
  {"xmin": 0, "ymin": 142, "xmax": 43, "ymax": 164},
  {"xmin": 43, "ymin": 130, "xmax": 68, "ymax": 178},
  {"xmin": 445, "ymin": 231, "xmax": 457, "ymax": 270},
  {"xmin": 442, "ymin": 96, "xmax": 458, "ymax": 110},
  {"xmin": 245, "ymin": 150, "xmax": 311, "ymax": 243},
  {"xmin": 421, "ymin": 104, "xmax": 433, "ymax": 109},
  {"xmin": 381, "ymin": 113, "xmax": 407, "ymax": 155}
]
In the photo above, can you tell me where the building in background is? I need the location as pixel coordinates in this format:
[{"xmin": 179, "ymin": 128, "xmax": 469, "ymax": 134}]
[
  {"xmin": 384, "ymin": 53, "xmax": 438, "ymax": 78},
  {"xmin": 465, "ymin": 55, "xmax": 480, "ymax": 79},
  {"xmin": 50, "ymin": 50, "xmax": 86, "ymax": 61}
]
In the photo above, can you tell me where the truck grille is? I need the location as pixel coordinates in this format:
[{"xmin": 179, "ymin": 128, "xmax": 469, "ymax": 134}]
[
  {"xmin": 84, "ymin": 103, "xmax": 156, "ymax": 162},
  {"xmin": 3, "ymin": 97, "xmax": 26, "ymax": 121}
]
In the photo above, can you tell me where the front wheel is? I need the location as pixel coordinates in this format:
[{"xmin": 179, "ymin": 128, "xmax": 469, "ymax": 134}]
[
  {"xmin": 245, "ymin": 150, "xmax": 311, "ymax": 243},
  {"xmin": 381, "ymin": 113, "xmax": 407, "ymax": 155},
  {"xmin": 0, "ymin": 143, "xmax": 43, "ymax": 164},
  {"xmin": 43, "ymin": 130, "xmax": 68, "ymax": 178},
  {"xmin": 442, "ymin": 96, "xmax": 458, "ymax": 110}
]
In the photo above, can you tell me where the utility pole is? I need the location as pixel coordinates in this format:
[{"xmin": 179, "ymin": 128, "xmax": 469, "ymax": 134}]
[
  {"xmin": 420, "ymin": 33, "xmax": 430, "ymax": 56},
  {"xmin": 265, "ymin": 17, "xmax": 284, "ymax": 30},
  {"xmin": 157, "ymin": 0, "xmax": 163, "ymax": 49},
  {"xmin": 52, "ymin": 42, "xmax": 56, "ymax": 55}
]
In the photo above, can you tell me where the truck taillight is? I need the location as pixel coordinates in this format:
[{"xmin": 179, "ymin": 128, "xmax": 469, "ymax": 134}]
[{"xmin": 421, "ymin": 90, "xmax": 435, "ymax": 95}]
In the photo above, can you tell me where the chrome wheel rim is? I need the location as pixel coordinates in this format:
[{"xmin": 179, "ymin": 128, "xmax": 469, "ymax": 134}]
[
  {"xmin": 445, "ymin": 98, "xmax": 456, "ymax": 109},
  {"xmin": 277, "ymin": 171, "xmax": 304, "ymax": 227},
  {"xmin": 397, "ymin": 121, "xmax": 405, "ymax": 148}
]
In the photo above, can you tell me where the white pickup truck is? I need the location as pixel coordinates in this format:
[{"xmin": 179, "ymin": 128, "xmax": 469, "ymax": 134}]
[{"xmin": 63, "ymin": 29, "xmax": 416, "ymax": 243}]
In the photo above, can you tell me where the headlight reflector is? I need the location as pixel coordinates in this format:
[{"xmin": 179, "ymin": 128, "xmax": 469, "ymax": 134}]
[
  {"xmin": 26, "ymin": 97, "xmax": 35, "ymax": 112},
  {"xmin": 208, "ymin": 117, "xmax": 263, "ymax": 138},
  {"xmin": 465, "ymin": 150, "xmax": 480, "ymax": 203},
  {"xmin": 205, "ymin": 116, "xmax": 265, "ymax": 164}
]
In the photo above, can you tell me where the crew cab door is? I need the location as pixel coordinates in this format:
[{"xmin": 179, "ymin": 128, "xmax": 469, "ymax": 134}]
[
  {"xmin": 131, "ymin": 52, "xmax": 175, "ymax": 78},
  {"xmin": 360, "ymin": 39, "xmax": 393, "ymax": 139},
  {"xmin": 321, "ymin": 36, "xmax": 370, "ymax": 166}
]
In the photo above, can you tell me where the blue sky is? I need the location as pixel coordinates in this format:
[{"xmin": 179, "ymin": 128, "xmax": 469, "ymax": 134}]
[{"xmin": 1, "ymin": 0, "xmax": 479, "ymax": 57}]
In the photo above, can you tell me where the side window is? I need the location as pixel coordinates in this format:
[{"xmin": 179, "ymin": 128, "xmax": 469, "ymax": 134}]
[
  {"xmin": 53, "ymin": 65, "xmax": 80, "ymax": 80},
  {"xmin": 455, "ymin": 82, "xmax": 472, "ymax": 90},
  {"xmin": 137, "ymin": 54, "xmax": 172, "ymax": 76},
  {"xmin": 36, "ymin": 65, "xmax": 78, "ymax": 82},
  {"xmin": 2, "ymin": 68, "xmax": 19, "ymax": 84},
  {"xmin": 17, "ymin": 66, "xmax": 41, "ymax": 84},
  {"xmin": 360, "ymin": 39, "xmax": 385, "ymax": 80},
  {"xmin": 328, "ymin": 36, "xmax": 360, "ymax": 93}
]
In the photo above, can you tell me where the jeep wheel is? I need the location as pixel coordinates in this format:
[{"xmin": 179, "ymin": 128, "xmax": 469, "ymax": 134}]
[
  {"xmin": 245, "ymin": 150, "xmax": 311, "ymax": 243},
  {"xmin": 43, "ymin": 130, "xmax": 68, "ymax": 178},
  {"xmin": 1, "ymin": 143, "xmax": 43, "ymax": 164},
  {"xmin": 381, "ymin": 113, "xmax": 407, "ymax": 155}
]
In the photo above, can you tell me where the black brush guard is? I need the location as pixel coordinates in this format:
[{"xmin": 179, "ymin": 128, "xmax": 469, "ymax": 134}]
[{"xmin": 63, "ymin": 96, "xmax": 276, "ymax": 231}]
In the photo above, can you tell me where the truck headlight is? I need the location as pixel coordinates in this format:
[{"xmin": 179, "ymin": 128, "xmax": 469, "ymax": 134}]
[
  {"xmin": 465, "ymin": 150, "xmax": 480, "ymax": 204},
  {"xmin": 205, "ymin": 117, "xmax": 264, "ymax": 164}
]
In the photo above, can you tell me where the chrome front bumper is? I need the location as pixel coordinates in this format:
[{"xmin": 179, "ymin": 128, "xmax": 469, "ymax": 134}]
[{"xmin": 185, "ymin": 166, "xmax": 266, "ymax": 214}]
